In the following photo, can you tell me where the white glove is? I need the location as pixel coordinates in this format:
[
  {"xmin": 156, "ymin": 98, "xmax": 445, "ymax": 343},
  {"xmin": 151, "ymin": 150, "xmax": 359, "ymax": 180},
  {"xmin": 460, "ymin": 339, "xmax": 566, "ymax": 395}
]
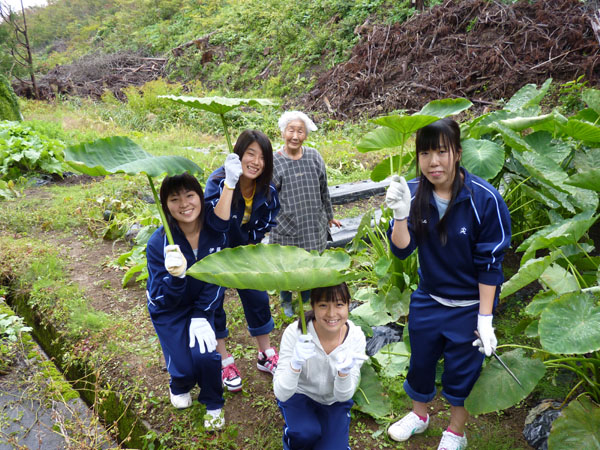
[
  {"xmin": 224, "ymin": 153, "xmax": 243, "ymax": 189},
  {"xmin": 385, "ymin": 175, "xmax": 411, "ymax": 220},
  {"xmin": 290, "ymin": 334, "xmax": 316, "ymax": 371},
  {"xmin": 164, "ymin": 245, "xmax": 187, "ymax": 278},
  {"xmin": 189, "ymin": 318, "xmax": 217, "ymax": 353},
  {"xmin": 473, "ymin": 314, "xmax": 497, "ymax": 357},
  {"xmin": 335, "ymin": 351, "xmax": 368, "ymax": 375}
]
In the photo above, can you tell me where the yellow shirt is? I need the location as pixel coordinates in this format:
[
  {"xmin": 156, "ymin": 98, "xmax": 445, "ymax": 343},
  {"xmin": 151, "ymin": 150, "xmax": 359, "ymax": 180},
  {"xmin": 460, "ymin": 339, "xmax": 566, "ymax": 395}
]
[{"xmin": 242, "ymin": 186, "xmax": 255, "ymax": 225}]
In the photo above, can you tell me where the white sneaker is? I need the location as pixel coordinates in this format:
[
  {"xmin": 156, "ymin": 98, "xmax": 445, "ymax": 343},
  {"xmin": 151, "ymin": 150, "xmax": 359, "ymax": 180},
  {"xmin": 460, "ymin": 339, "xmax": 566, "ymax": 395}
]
[
  {"xmin": 388, "ymin": 411, "xmax": 429, "ymax": 442},
  {"xmin": 169, "ymin": 390, "xmax": 192, "ymax": 409},
  {"xmin": 204, "ymin": 408, "xmax": 225, "ymax": 430},
  {"xmin": 438, "ymin": 430, "xmax": 467, "ymax": 450},
  {"xmin": 221, "ymin": 355, "xmax": 243, "ymax": 392}
]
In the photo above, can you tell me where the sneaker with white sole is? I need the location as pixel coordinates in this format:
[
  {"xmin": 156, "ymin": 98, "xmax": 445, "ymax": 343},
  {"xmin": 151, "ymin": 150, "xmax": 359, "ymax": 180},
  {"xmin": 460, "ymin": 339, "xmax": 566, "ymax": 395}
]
[
  {"xmin": 437, "ymin": 430, "xmax": 467, "ymax": 450},
  {"xmin": 204, "ymin": 408, "xmax": 225, "ymax": 430},
  {"xmin": 221, "ymin": 355, "xmax": 242, "ymax": 392},
  {"xmin": 388, "ymin": 411, "xmax": 429, "ymax": 442},
  {"xmin": 257, "ymin": 347, "xmax": 279, "ymax": 375},
  {"xmin": 169, "ymin": 390, "xmax": 192, "ymax": 409}
]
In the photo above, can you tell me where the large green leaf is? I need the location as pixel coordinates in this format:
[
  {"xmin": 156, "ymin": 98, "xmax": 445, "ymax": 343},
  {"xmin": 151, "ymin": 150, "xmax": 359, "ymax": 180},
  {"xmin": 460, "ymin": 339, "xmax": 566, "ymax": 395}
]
[
  {"xmin": 561, "ymin": 119, "xmax": 600, "ymax": 143},
  {"xmin": 500, "ymin": 256, "xmax": 552, "ymax": 299},
  {"xmin": 548, "ymin": 397, "xmax": 600, "ymax": 450},
  {"xmin": 370, "ymin": 154, "xmax": 415, "ymax": 181},
  {"xmin": 418, "ymin": 98, "xmax": 472, "ymax": 118},
  {"xmin": 465, "ymin": 349, "xmax": 545, "ymax": 415},
  {"xmin": 504, "ymin": 78, "xmax": 552, "ymax": 112},
  {"xmin": 353, "ymin": 362, "xmax": 392, "ymax": 419},
  {"xmin": 64, "ymin": 136, "xmax": 202, "ymax": 177},
  {"xmin": 582, "ymin": 88, "xmax": 600, "ymax": 116},
  {"xmin": 489, "ymin": 122, "xmax": 536, "ymax": 154},
  {"xmin": 186, "ymin": 244, "xmax": 352, "ymax": 291},
  {"xmin": 524, "ymin": 290, "xmax": 559, "ymax": 317},
  {"xmin": 524, "ymin": 131, "xmax": 573, "ymax": 165},
  {"xmin": 350, "ymin": 301, "xmax": 393, "ymax": 327},
  {"xmin": 566, "ymin": 169, "xmax": 600, "ymax": 192},
  {"xmin": 372, "ymin": 342, "xmax": 410, "ymax": 378},
  {"xmin": 539, "ymin": 291, "xmax": 600, "ymax": 354},
  {"xmin": 513, "ymin": 150, "xmax": 568, "ymax": 192},
  {"xmin": 461, "ymin": 138, "xmax": 505, "ymax": 180},
  {"xmin": 157, "ymin": 95, "xmax": 277, "ymax": 115},
  {"xmin": 356, "ymin": 127, "xmax": 405, "ymax": 153},
  {"xmin": 500, "ymin": 114, "xmax": 556, "ymax": 132},
  {"xmin": 540, "ymin": 264, "xmax": 580, "ymax": 295},
  {"xmin": 371, "ymin": 115, "xmax": 439, "ymax": 137}
]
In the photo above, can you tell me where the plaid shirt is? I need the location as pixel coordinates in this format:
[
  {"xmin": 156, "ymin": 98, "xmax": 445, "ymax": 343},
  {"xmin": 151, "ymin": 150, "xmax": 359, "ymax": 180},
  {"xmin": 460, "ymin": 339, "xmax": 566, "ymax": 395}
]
[{"xmin": 271, "ymin": 146, "xmax": 334, "ymax": 252}]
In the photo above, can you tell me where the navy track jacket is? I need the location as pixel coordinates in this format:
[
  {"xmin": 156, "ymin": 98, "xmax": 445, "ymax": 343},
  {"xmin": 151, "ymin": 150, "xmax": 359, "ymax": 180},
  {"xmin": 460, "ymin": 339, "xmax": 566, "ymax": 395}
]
[
  {"xmin": 204, "ymin": 167, "xmax": 280, "ymax": 246},
  {"xmin": 388, "ymin": 168, "xmax": 511, "ymax": 300},
  {"xmin": 146, "ymin": 210, "xmax": 229, "ymax": 318}
]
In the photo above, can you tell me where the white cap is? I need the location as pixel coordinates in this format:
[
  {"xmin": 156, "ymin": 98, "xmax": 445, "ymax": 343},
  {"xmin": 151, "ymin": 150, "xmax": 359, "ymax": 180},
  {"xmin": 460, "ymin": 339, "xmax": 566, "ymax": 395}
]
[{"xmin": 278, "ymin": 111, "xmax": 318, "ymax": 134}]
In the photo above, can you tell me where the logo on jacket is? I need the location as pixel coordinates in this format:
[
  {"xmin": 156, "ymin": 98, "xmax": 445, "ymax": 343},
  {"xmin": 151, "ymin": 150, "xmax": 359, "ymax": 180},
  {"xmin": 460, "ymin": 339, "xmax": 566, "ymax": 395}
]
[
  {"xmin": 460, "ymin": 227, "xmax": 467, "ymax": 235},
  {"xmin": 209, "ymin": 247, "xmax": 222, "ymax": 254}
]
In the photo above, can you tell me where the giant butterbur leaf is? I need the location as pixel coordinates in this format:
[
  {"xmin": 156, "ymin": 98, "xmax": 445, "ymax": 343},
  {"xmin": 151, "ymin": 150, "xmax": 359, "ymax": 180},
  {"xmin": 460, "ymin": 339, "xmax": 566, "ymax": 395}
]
[
  {"xmin": 353, "ymin": 362, "xmax": 392, "ymax": 418},
  {"xmin": 561, "ymin": 119, "xmax": 600, "ymax": 143},
  {"xmin": 523, "ymin": 131, "xmax": 573, "ymax": 165},
  {"xmin": 370, "ymin": 155, "xmax": 415, "ymax": 182},
  {"xmin": 513, "ymin": 150, "xmax": 568, "ymax": 192},
  {"xmin": 372, "ymin": 342, "xmax": 410, "ymax": 378},
  {"xmin": 504, "ymin": 78, "xmax": 552, "ymax": 112},
  {"xmin": 582, "ymin": 88, "xmax": 600, "ymax": 115},
  {"xmin": 566, "ymin": 169, "xmax": 600, "ymax": 192},
  {"xmin": 500, "ymin": 114, "xmax": 556, "ymax": 132},
  {"xmin": 465, "ymin": 349, "xmax": 545, "ymax": 415},
  {"xmin": 489, "ymin": 122, "xmax": 536, "ymax": 154},
  {"xmin": 539, "ymin": 263, "xmax": 580, "ymax": 295},
  {"xmin": 419, "ymin": 98, "xmax": 472, "ymax": 118},
  {"xmin": 461, "ymin": 138, "xmax": 505, "ymax": 180},
  {"xmin": 350, "ymin": 301, "xmax": 394, "ymax": 327},
  {"xmin": 356, "ymin": 127, "xmax": 405, "ymax": 153},
  {"xmin": 186, "ymin": 244, "xmax": 352, "ymax": 291},
  {"xmin": 547, "ymin": 397, "xmax": 600, "ymax": 450},
  {"xmin": 524, "ymin": 290, "xmax": 559, "ymax": 317},
  {"xmin": 539, "ymin": 291, "xmax": 600, "ymax": 354},
  {"xmin": 500, "ymin": 256, "xmax": 552, "ymax": 299},
  {"xmin": 157, "ymin": 95, "xmax": 277, "ymax": 115},
  {"xmin": 64, "ymin": 136, "xmax": 202, "ymax": 177},
  {"xmin": 372, "ymin": 115, "xmax": 439, "ymax": 137}
]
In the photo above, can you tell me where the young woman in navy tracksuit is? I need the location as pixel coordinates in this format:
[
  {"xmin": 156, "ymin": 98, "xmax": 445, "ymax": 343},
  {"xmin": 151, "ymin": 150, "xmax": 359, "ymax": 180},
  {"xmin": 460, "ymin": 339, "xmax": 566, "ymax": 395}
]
[
  {"xmin": 146, "ymin": 158, "xmax": 242, "ymax": 430},
  {"xmin": 204, "ymin": 130, "xmax": 280, "ymax": 392},
  {"xmin": 385, "ymin": 118, "xmax": 511, "ymax": 450}
]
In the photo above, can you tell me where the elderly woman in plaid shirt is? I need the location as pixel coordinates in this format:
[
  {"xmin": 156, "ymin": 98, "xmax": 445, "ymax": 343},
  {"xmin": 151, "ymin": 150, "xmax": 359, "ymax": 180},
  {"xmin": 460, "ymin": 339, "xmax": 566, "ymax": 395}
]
[{"xmin": 271, "ymin": 111, "xmax": 342, "ymax": 316}]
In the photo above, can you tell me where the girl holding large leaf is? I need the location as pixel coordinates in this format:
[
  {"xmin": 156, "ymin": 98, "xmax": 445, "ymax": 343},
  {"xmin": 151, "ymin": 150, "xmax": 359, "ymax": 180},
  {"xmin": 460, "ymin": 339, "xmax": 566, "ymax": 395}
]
[
  {"xmin": 145, "ymin": 159, "xmax": 242, "ymax": 430},
  {"xmin": 385, "ymin": 118, "xmax": 511, "ymax": 450},
  {"xmin": 271, "ymin": 111, "xmax": 342, "ymax": 316},
  {"xmin": 204, "ymin": 130, "xmax": 281, "ymax": 392},
  {"xmin": 273, "ymin": 283, "xmax": 367, "ymax": 450}
]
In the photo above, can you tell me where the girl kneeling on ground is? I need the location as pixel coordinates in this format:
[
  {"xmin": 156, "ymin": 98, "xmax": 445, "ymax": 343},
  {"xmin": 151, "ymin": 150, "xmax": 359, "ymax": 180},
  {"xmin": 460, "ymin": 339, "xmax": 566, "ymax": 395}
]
[
  {"xmin": 274, "ymin": 283, "xmax": 367, "ymax": 450},
  {"xmin": 145, "ymin": 157, "xmax": 242, "ymax": 430}
]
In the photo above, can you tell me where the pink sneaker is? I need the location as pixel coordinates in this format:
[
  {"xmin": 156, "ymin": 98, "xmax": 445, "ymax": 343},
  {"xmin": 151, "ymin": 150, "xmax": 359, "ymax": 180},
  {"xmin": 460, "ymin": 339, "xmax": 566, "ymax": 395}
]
[
  {"xmin": 257, "ymin": 347, "xmax": 278, "ymax": 375},
  {"xmin": 221, "ymin": 355, "xmax": 242, "ymax": 392}
]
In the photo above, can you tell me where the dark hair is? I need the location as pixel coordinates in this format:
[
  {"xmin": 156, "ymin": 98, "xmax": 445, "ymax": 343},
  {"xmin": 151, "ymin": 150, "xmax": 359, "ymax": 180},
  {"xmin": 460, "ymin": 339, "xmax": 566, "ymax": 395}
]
[
  {"xmin": 412, "ymin": 118, "xmax": 463, "ymax": 245},
  {"xmin": 218, "ymin": 130, "xmax": 274, "ymax": 206},
  {"xmin": 159, "ymin": 172, "xmax": 205, "ymax": 233},
  {"xmin": 297, "ymin": 283, "xmax": 351, "ymax": 328}
]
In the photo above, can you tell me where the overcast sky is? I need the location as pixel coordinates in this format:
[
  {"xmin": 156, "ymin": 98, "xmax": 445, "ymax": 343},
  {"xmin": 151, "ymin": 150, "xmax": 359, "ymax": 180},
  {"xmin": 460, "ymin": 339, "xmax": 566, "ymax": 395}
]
[{"xmin": 2, "ymin": 0, "xmax": 47, "ymax": 11}]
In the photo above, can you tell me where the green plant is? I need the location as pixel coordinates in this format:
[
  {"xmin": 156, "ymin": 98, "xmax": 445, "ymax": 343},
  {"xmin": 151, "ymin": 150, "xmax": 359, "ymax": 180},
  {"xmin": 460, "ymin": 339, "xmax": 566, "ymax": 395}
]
[
  {"xmin": 0, "ymin": 120, "xmax": 66, "ymax": 180},
  {"xmin": 0, "ymin": 312, "xmax": 32, "ymax": 342},
  {"xmin": 0, "ymin": 73, "xmax": 21, "ymax": 121}
]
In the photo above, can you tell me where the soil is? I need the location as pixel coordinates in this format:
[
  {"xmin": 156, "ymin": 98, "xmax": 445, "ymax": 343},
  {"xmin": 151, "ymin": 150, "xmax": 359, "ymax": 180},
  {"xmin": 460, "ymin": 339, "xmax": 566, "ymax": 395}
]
[{"xmin": 0, "ymin": 180, "xmax": 536, "ymax": 449}]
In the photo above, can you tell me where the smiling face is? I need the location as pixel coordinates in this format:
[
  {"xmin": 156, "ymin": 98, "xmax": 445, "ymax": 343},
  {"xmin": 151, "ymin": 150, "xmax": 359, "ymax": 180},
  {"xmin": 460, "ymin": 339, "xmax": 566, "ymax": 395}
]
[
  {"xmin": 418, "ymin": 137, "xmax": 461, "ymax": 198},
  {"xmin": 282, "ymin": 119, "xmax": 307, "ymax": 153},
  {"xmin": 166, "ymin": 189, "xmax": 202, "ymax": 226},
  {"xmin": 240, "ymin": 141, "xmax": 265, "ymax": 181},
  {"xmin": 313, "ymin": 297, "xmax": 349, "ymax": 337}
]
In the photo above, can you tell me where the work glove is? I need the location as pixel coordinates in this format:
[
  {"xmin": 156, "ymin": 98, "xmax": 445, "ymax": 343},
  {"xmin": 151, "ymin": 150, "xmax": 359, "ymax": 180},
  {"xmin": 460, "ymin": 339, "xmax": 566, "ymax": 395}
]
[
  {"xmin": 164, "ymin": 245, "xmax": 187, "ymax": 278},
  {"xmin": 224, "ymin": 153, "xmax": 243, "ymax": 189},
  {"xmin": 335, "ymin": 351, "xmax": 369, "ymax": 375},
  {"xmin": 472, "ymin": 314, "xmax": 497, "ymax": 357},
  {"xmin": 290, "ymin": 334, "xmax": 316, "ymax": 371},
  {"xmin": 189, "ymin": 318, "xmax": 217, "ymax": 353},
  {"xmin": 385, "ymin": 175, "xmax": 411, "ymax": 220}
]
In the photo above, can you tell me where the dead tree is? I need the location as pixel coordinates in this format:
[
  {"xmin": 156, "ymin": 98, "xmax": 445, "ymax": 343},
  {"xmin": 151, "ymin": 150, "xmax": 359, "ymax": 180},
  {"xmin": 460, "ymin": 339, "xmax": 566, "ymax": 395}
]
[{"xmin": 0, "ymin": 0, "xmax": 38, "ymax": 98}]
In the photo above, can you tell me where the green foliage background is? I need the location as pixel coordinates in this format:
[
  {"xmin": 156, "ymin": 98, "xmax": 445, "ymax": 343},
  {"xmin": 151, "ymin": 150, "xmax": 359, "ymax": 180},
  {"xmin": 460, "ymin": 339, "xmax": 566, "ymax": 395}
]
[
  {"xmin": 0, "ymin": 74, "xmax": 21, "ymax": 121},
  {"xmin": 1, "ymin": 0, "xmax": 417, "ymax": 97}
]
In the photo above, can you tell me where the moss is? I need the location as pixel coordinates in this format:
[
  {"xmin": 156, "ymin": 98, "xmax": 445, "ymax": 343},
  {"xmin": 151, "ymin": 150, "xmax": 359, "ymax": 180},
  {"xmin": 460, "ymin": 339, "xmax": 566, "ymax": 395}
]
[{"xmin": 0, "ymin": 74, "xmax": 22, "ymax": 121}]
